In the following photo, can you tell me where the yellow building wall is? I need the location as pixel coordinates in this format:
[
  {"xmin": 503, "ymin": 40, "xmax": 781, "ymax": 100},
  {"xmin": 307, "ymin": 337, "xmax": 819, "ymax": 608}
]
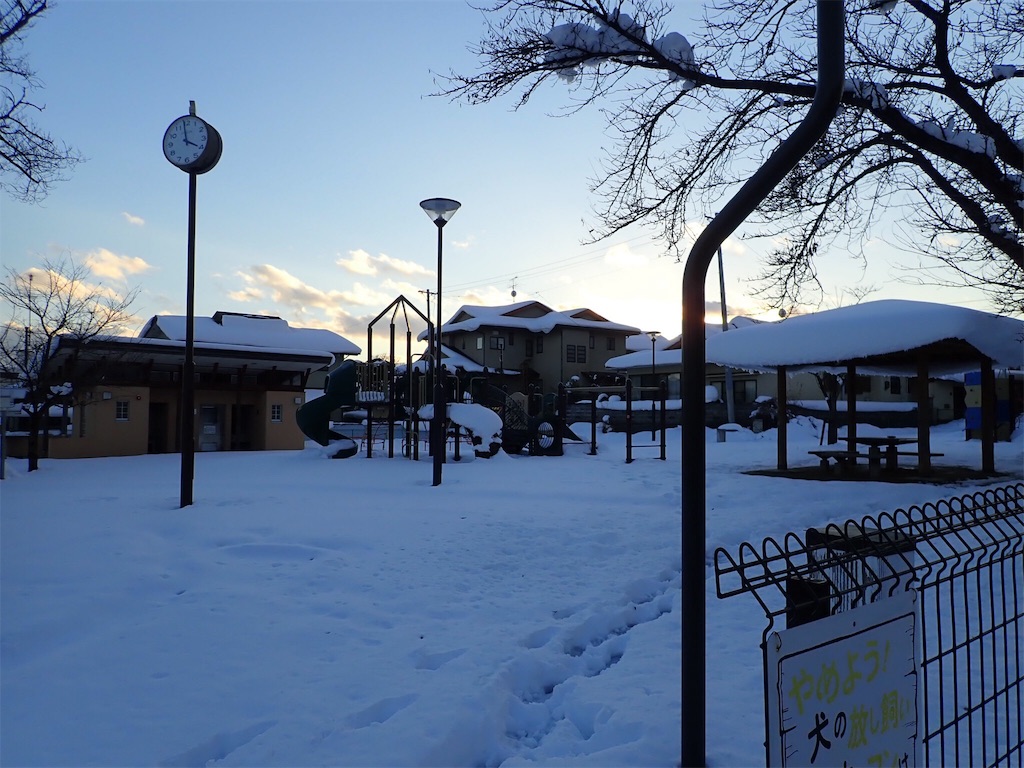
[
  {"xmin": 49, "ymin": 386, "xmax": 150, "ymax": 459},
  {"xmin": 259, "ymin": 391, "xmax": 306, "ymax": 450},
  {"xmin": 46, "ymin": 387, "xmax": 308, "ymax": 458}
]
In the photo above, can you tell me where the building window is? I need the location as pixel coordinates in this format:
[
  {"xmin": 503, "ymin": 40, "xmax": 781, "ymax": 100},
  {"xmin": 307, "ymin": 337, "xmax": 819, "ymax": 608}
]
[
  {"xmin": 115, "ymin": 400, "xmax": 129, "ymax": 421},
  {"xmin": 733, "ymin": 379, "xmax": 757, "ymax": 405},
  {"xmin": 507, "ymin": 333, "xmax": 514, "ymax": 347},
  {"xmin": 606, "ymin": 336, "xmax": 616, "ymax": 351},
  {"xmin": 536, "ymin": 336, "xmax": 544, "ymax": 354},
  {"xmin": 525, "ymin": 338, "xmax": 534, "ymax": 357},
  {"xmin": 589, "ymin": 334, "xmax": 595, "ymax": 349},
  {"xmin": 853, "ymin": 375, "xmax": 872, "ymax": 395},
  {"xmin": 489, "ymin": 335, "xmax": 505, "ymax": 350},
  {"xmin": 577, "ymin": 345, "xmax": 587, "ymax": 363},
  {"xmin": 461, "ymin": 337, "xmax": 465, "ymax": 349},
  {"xmin": 271, "ymin": 404, "xmax": 283, "ymax": 422},
  {"xmin": 566, "ymin": 345, "xmax": 577, "ymax": 363},
  {"xmin": 889, "ymin": 376, "xmax": 902, "ymax": 395},
  {"xmin": 476, "ymin": 336, "xmax": 483, "ymax": 350}
]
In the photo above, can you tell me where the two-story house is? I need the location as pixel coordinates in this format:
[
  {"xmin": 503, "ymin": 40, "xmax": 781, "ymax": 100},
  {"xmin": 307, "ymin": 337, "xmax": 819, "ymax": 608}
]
[{"xmin": 429, "ymin": 300, "xmax": 641, "ymax": 395}]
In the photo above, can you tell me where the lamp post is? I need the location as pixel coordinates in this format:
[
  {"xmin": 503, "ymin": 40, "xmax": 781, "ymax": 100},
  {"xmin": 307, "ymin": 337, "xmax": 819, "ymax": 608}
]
[
  {"xmin": 419, "ymin": 197, "xmax": 461, "ymax": 487},
  {"xmin": 646, "ymin": 331, "xmax": 660, "ymax": 439},
  {"xmin": 717, "ymin": 245, "xmax": 736, "ymax": 424}
]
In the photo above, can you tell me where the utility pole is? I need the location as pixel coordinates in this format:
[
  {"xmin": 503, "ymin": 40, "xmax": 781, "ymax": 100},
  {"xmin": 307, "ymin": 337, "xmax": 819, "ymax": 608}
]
[
  {"xmin": 23, "ymin": 273, "xmax": 33, "ymax": 371},
  {"xmin": 418, "ymin": 288, "xmax": 434, "ymax": 320}
]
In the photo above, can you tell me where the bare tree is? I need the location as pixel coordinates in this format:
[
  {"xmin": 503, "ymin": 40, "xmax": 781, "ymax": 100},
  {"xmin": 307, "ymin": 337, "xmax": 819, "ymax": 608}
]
[
  {"xmin": 1, "ymin": 0, "xmax": 82, "ymax": 202},
  {"xmin": 0, "ymin": 256, "xmax": 138, "ymax": 471},
  {"xmin": 438, "ymin": 0, "xmax": 1024, "ymax": 313}
]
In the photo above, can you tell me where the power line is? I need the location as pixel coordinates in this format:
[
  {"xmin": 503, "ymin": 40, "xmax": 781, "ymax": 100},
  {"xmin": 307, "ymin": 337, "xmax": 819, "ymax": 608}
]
[{"xmin": 443, "ymin": 232, "xmax": 656, "ymax": 295}]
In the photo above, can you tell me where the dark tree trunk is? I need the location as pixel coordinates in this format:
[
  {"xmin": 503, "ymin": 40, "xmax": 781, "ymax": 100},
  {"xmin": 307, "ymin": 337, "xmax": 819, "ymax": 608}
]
[
  {"xmin": 816, "ymin": 372, "xmax": 843, "ymax": 445},
  {"xmin": 26, "ymin": 409, "xmax": 42, "ymax": 471}
]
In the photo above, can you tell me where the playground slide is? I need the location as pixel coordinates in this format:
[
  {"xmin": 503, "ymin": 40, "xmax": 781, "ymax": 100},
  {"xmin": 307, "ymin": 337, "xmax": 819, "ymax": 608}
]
[{"xmin": 295, "ymin": 360, "xmax": 359, "ymax": 458}]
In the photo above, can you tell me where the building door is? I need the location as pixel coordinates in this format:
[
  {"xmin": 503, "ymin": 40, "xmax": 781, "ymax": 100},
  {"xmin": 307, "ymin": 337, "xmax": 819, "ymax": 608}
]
[
  {"xmin": 230, "ymin": 404, "xmax": 255, "ymax": 450},
  {"xmin": 199, "ymin": 405, "xmax": 224, "ymax": 451},
  {"xmin": 147, "ymin": 402, "xmax": 170, "ymax": 453}
]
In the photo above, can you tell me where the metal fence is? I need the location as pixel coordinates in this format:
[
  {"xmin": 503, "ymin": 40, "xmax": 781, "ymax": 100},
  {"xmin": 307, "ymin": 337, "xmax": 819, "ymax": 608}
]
[{"xmin": 714, "ymin": 482, "xmax": 1024, "ymax": 766}]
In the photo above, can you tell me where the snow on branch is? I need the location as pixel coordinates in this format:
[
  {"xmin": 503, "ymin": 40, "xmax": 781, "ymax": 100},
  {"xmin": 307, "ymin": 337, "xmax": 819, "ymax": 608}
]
[{"xmin": 542, "ymin": 12, "xmax": 696, "ymax": 87}]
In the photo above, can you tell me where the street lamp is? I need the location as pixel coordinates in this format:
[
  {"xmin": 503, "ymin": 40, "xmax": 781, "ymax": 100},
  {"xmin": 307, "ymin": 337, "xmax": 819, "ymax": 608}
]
[
  {"xmin": 419, "ymin": 197, "xmax": 461, "ymax": 487},
  {"xmin": 647, "ymin": 330, "xmax": 660, "ymax": 439}
]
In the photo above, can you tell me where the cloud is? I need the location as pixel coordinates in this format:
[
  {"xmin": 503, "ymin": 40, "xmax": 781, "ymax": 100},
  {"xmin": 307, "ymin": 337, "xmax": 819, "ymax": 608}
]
[
  {"xmin": 235, "ymin": 264, "xmax": 395, "ymax": 312},
  {"xmin": 336, "ymin": 249, "xmax": 432, "ymax": 278},
  {"xmin": 121, "ymin": 212, "xmax": 145, "ymax": 227},
  {"xmin": 20, "ymin": 265, "xmax": 135, "ymax": 315},
  {"xmin": 457, "ymin": 286, "xmax": 518, "ymax": 307},
  {"xmin": 84, "ymin": 248, "xmax": 153, "ymax": 281},
  {"xmin": 227, "ymin": 286, "xmax": 264, "ymax": 302},
  {"xmin": 604, "ymin": 243, "xmax": 649, "ymax": 268},
  {"xmin": 336, "ymin": 249, "xmax": 377, "ymax": 276}
]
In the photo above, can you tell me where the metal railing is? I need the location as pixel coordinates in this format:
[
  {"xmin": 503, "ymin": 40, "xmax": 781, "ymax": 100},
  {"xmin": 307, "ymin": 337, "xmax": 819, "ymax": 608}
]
[{"xmin": 714, "ymin": 482, "xmax": 1024, "ymax": 766}]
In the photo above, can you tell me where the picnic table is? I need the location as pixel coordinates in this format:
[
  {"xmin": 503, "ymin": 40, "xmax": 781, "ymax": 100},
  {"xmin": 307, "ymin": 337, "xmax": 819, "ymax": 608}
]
[
  {"xmin": 853, "ymin": 435, "xmax": 918, "ymax": 472},
  {"xmin": 809, "ymin": 434, "xmax": 944, "ymax": 478}
]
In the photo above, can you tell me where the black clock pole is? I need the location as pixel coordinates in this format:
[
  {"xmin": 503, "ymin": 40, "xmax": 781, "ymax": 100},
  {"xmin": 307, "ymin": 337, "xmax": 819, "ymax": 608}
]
[
  {"xmin": 180, "ymin": 168, "xmax": 197, "ymax": 507},
  {"xmin": 163, "ymin": 100, "xmax": 221, "ymax": 509}
]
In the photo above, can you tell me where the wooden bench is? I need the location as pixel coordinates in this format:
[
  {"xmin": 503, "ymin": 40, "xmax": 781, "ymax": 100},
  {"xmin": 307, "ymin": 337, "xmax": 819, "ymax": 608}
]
[
  {"xmin": 716, "ymin": 425, "xmax": 742, "ymax": 443},
  {"xmin": 808, "ymin": 449, "xmax": 869, "ymax": 471}
]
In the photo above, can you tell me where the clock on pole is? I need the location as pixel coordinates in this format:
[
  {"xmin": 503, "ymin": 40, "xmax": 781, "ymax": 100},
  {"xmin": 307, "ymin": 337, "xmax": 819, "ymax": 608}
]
[
  {"xmin": 162, "ymin": 108, "xmax": 222, "ymax": 175},
  {"xmin": 164, "ymin": 102, "xmax": 222, "ymax": 507}
]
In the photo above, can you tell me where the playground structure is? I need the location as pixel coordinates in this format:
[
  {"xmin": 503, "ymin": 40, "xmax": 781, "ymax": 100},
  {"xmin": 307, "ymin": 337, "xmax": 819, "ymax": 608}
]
[
  {"xmin": 296, "ymin": 295, "xmax": 673, "ymax": 462},
  {"xmin": 294, "ymin": 360, "xmax": 361, "ymax": 458},
  {"xmin": 295, "ymin": 295, "xmax": 566, "ymax": 460},
  {"xmin": 566, "ymin": 379, "xmax": 668, "ymax": 463}
]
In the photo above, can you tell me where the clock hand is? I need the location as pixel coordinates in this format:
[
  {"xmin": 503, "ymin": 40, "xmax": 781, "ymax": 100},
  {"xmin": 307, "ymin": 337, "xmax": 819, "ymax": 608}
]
[{"xmin": 180, "ymin": 121, "xmax": 197, "ymax": 146}]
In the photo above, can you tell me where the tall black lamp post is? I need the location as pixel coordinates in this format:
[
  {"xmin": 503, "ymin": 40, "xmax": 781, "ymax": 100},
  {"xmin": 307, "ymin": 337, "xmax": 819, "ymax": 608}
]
[
  {"xmin": 646, "ymin": 330, "xmax": 660, "ymax": 439},
  {"xmin": 419, "ymin": 197, "xmax": 461, "ymax": 487}
]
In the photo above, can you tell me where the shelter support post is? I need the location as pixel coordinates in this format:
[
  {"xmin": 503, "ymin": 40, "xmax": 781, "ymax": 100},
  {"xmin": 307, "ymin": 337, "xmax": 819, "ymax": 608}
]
[
  {"xmin": 660, "ymin": 380, "xmax": 668, "ymax": 461},
  {"xmin": 845, "ymin": 363, "xmax": 857, "ymax": 455},
  {"xmin": 917, "ymin": 353, "xmax": 932, "ymax": 474},
  {"xmin": 981, "ymin": 358, "xmax": 996, "ymax": 473},
  {"xmin": 776, "ymin": 367, "xmax": 787, "ymax": 470},
  {"xmin": 625, "ymin": 379, "xmax": 633, "ymax": 464}
]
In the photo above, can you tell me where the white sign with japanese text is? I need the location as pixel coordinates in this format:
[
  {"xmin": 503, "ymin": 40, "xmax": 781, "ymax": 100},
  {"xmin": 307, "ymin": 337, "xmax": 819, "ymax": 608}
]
[{"xmin": 766, "ymin": 589, "xmax": 917, "ymax": 767}]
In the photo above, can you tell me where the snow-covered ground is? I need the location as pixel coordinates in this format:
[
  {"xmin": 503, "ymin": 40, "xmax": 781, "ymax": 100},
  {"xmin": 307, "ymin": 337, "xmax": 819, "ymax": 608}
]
[{"xmin": 1, "ymin": 417, "xmax": 1021, "ymax": 767}]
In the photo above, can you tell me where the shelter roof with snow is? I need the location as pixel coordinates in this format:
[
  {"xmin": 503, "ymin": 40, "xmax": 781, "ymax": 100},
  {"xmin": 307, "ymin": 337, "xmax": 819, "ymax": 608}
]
[
  {"xmin": 704, "ymin": 300, "xmax": 1023, "ymax": 376},
  {"xmin": 607, "ymin": 318, "xmax": 764, "ymax": 370},
  {"xmin": 140, "ymin": 311, "xmax": 361, "ymax": 358}
]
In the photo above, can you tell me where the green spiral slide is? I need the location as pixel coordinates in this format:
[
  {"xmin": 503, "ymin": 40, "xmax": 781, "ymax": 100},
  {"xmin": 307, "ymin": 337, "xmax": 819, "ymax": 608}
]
[{"xmin": 295, "ymin": 359, "xmax": 360, "ymax": 458}]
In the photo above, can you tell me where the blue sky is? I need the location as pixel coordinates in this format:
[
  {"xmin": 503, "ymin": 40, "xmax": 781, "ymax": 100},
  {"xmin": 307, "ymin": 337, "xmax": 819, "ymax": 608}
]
[{"xmin": 2, "ymin": 0, "xmax": 997, "ymax": 357}]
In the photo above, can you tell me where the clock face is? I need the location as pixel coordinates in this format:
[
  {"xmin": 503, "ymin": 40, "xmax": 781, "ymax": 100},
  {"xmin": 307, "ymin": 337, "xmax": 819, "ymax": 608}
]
[
  {"xmin": 162, "ymin": 114, "xmax": 221, "ymax": 173},
  {"xmin": 163, "ymin": 116, "xmax": 209, "ymax": 168}
]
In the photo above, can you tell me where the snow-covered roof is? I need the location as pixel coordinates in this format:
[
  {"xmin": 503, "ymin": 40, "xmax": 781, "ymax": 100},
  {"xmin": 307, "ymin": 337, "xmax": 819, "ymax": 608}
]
[
  {"xmin": 705, "ymin": 300, "xmax": 1024, "ymax": 376},
  {"xmin": 608, "ymin": 319, "xmax": 763, "ymax": 369},
  {"xmin": 405, "ymin": 345, "xmax": 520, "ymax": 376},
  {"xmin": 140, "ymin": 312, "xmax": 361, "ymax": 357},
  {"xmin": 45, "ymin": 333, "xmax": 336, "ymax": 376},
  {"xmin": 624, "ymin": 333, "xmax": 673, "ymax": 352},
  {"xmin": 419, "ymin": 300, "xmax": 641, "ymax": 340}
]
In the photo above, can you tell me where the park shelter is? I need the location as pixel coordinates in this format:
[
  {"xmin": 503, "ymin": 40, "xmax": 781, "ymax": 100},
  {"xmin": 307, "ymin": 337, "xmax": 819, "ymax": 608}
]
[{"xmin": 704, "ymin": 300, "xmax": 1024, "ymax": 474}]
